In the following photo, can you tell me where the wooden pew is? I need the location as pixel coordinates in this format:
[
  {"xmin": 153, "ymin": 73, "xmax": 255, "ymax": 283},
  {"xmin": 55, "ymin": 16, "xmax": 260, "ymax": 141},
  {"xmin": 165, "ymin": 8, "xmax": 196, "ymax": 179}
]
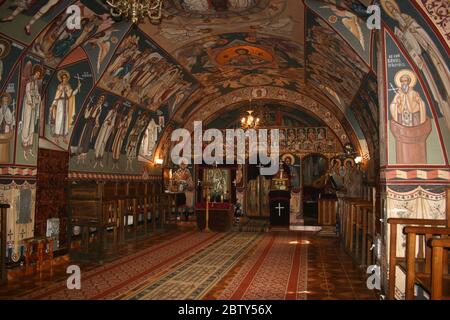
[
  {"xmin": 342, "ymin": 198, "xmax": 372, "ymax": 261},
  {"xmin": 318, "ymin": 197, "xmax": 337, "ymax": 227},
  {"xmin": 357, "ymin": 202, "xmax": 375, "ymax": 266},
  {"xmin": 403, "ymin": 226, "xmax": 450, "ymax": 300},
  {"xmin": 387, "ymin": 218, "xmax": 447, "ymax": 299}
]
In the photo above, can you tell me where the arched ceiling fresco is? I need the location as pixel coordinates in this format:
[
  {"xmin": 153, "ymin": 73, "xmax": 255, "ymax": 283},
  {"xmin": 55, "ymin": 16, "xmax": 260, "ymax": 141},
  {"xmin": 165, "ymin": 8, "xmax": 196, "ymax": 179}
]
[
  {"xmin": 162, "ymin": 86, "xmax": 365, "ymax": 157},
  {"xmin": 7, "ymin": 0, "xmax": 439, "ymax": 175}
]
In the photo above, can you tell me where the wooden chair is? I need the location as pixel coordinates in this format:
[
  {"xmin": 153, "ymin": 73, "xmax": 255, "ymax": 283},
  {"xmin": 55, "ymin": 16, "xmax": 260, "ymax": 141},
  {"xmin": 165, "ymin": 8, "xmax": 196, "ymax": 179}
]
[
  {"xmin": 403, "ymin": 226, "xmax": 450, "ymax": 300},
  {"xmin": 387, "ymin": 218, "xmax": 447, "ymax": 299}
]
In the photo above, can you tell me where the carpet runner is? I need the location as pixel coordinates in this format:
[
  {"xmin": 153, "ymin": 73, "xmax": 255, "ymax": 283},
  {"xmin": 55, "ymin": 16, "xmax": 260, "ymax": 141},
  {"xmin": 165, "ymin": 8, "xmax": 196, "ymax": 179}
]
[
  {"xmin": 22, "ymin": 231, "xmax": 224, "ymax": 300},
  {"xmin": 20, "ymin": 231, "xmax": 309, "ymax": 300},
  {"xmin": 121, "ymin": 232, "xmax": 262, "ymax": 300},
  {"xmin": 212, "ymin": 232, "xmax": 308, "ymax": 300}
]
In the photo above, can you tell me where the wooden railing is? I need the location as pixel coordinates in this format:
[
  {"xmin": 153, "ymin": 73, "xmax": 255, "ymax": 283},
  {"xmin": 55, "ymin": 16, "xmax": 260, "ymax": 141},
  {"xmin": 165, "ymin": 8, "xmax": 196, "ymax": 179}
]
[
  {"xmin": 429, "ymin": 238, "xmax": 450, "ymax": 300},
  {"xmin": 403, "ymin": 226, "xmax": 450, "ymax": 300},
  {"xmin": 387, "ymin": 218, "xmax": 447, "ymax": 299}
]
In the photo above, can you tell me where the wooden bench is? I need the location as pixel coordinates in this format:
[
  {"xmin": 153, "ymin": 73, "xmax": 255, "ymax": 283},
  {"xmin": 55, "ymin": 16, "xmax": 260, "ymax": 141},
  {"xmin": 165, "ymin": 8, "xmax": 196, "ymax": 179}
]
[
  {"xmin": 403, "ymin": 226, "xmax": 450, "ymax": 300},
  {"xmin": 342, "ymin": 198, "xmax": 373, "ymax": 263},
  {"xmin": 387, "ymin": 218, "xmax": 447, "ymax": 299}
]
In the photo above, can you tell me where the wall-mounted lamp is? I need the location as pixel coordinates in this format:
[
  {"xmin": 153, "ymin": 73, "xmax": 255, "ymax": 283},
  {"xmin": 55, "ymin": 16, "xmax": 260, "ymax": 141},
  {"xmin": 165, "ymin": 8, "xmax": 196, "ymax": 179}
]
[
  {"xmin": 155, "ymin": 158, "xmax": 164, "ymax": 165},
  {"xmin": 354, "ymin": 156, "xmax": 363, "ymax": 165}
]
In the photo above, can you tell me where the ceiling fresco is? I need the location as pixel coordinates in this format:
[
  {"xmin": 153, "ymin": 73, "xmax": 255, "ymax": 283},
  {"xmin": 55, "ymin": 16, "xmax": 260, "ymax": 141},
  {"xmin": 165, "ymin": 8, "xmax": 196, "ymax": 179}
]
[
  {"xmin": 29, "ymin": 1, "xmax": 118, "ymax": 69},
  {"xmin": 98, "ymin": 27, "xmax": 199, "ymax": 114},
  {"xmin": 165, "ymin": 0, "xmax": 270, "ymax": 17},
  {"xmin": 172, "ymin": 86, "xmax": 357, "ymax": 149},
  {"xmin": 140, "ymin": 0, "xmax": 303, "ymax": 50},
  {"xmin": 4, "ymin": 0, "xmax": 429, "ymax": 175},
  {"xmin": 305, "ymin": 0, "xmax": 373, "ymax": 65},
  {"xmin": 0, "ymin": 0, "xmax": 380, "ymax": 172},
  {"xmin": 0, "ymin": 0, "xmax": 72, "ymax": 44},
  {"xmin": 172, "ymin": 32, "xmax": 305, "ymax": 95},
  {"xmin": 306, "ymin": 10, "xmax": 369, "ymax": 111}
]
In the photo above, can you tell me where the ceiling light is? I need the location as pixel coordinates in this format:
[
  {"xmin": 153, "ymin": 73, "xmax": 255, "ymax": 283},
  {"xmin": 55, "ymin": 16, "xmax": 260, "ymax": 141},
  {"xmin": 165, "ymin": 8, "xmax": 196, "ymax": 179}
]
[{"xmin": 107, "ymin": 0, "xmax": 164, "ymax": 24}]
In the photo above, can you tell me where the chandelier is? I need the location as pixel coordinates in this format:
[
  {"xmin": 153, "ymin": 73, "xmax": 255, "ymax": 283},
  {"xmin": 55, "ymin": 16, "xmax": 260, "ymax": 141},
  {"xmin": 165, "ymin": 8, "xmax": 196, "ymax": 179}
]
[
  {"xmin": 107, "ymin": 0, "xmax": 164, "ymax": 24},
  {"xmin": 241, "ymin": 110, "xmax": 260, "ymax": 129}
]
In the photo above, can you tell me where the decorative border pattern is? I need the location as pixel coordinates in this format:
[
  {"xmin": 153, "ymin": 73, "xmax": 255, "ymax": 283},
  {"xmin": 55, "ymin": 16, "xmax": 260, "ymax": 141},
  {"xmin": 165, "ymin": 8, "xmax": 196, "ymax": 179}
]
[
  {"xmin": 415, "ymin": 0, "xmax": 450, "ymax": 46},
  {"xmin": 68, "ymin": 172, "xmax": 161, "ymax": 181},
  {"xmin": 381, "ymin": 169, "xmax": 450, "ymax": 182},
  {"xmin": 0, "ymin": 166, "xmax": 37, "ymax": 177}
]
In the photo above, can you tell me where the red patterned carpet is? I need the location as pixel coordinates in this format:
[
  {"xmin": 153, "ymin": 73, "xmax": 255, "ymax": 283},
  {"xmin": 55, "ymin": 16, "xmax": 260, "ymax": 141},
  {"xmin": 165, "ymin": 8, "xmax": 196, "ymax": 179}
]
[
  {"xmin": 3, "ymin": 230, "xmax": 377, "ymax": 300},
  {"xmin": 207, "ymin": 232, "xmax": 308, "ymax": 300},
  {"xmin": 23, "ymin": 231, "xmax": 224, "ymax": 300}
]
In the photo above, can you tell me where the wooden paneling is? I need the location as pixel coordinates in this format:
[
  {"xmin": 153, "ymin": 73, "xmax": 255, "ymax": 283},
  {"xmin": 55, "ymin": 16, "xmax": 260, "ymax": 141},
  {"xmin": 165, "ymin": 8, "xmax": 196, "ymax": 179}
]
[
  {"xmin": 318, "ymin": 198, "xmax": 337, "ymax": 226},
  {"xmin": 35, "ymin": 149, "xmax": 69, "ymax": 250},
  {"xmin": 68, "ymin": 180, "xmax": 166, "ymax": 260}
]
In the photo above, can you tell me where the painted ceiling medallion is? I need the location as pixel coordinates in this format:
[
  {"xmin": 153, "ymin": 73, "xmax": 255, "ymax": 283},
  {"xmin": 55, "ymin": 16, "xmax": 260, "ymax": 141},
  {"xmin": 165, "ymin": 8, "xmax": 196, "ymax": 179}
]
[{"xmin": 214, "ymin": 45, "xmax": 275, "ymax": 68}]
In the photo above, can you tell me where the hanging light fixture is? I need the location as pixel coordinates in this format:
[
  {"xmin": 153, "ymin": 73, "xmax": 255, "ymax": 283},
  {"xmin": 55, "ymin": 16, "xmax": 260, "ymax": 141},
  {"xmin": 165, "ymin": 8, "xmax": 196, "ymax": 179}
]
[
  {"xmin": 240, "ymin": 99, "xmax": 261, "ymax": 129},
  {"xmin": 241, "ymin": 110, "xmax": 261, "ymax": 129},
  {"xmin": 107, "ymin": 0, "xmax": 164, "ymax": 24}
]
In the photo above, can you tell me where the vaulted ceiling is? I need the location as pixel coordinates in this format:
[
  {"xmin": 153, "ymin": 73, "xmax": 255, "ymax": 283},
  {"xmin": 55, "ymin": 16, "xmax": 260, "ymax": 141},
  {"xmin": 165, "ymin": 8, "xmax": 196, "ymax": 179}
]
[{"xmin": 0, "ymin": 0, "xmax": 381, "ymax": 172}]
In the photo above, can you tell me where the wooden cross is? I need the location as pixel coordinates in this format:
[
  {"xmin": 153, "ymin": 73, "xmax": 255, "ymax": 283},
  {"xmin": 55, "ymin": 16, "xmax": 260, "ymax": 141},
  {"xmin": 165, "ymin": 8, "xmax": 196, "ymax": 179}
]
[
  {"xmin": 275, "ymin": 203, "xmax": 285, "ymax": 217},
  {"xmin": 19, "ymin": 229, "xmax": 26, "ymax": 239}
]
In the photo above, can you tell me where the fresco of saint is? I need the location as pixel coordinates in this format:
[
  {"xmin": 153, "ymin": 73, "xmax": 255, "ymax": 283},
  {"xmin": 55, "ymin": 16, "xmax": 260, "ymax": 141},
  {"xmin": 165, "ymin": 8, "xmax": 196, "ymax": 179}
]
[
  {"xmin": 381, "ymin": 0, "xmax": 450, "ymax": 131},
  {"xmin": 76, "ymin": 94, "xmax": 105, "ymax": 163},
  {"xmin": 19, "ymin": 63, "xmax": 43, "ymax": 160},
  {"xmin": 390, "ymin": 71, "xmax": 426, "ymax": 127},
  {"xmin": 111, "ymin": 107, "xmax": 133, "ymax": 169},
  {"xmin": 0, "ymin": 93, "xmax": 15, "ymax": 134},
  {"xmin": 141, "ymin": 118, "xmax": 161, "ymax": 158},
  {"xmin": 389, "ymin": 70, "xmax": 431, "ymax": 164},
  {"xmin": 49, "ymin": 70, "xmax": 81, "ymax": 141},
  {"xmin": 93, "ymin": 102, "xmax": 118, "ymax": 168}
]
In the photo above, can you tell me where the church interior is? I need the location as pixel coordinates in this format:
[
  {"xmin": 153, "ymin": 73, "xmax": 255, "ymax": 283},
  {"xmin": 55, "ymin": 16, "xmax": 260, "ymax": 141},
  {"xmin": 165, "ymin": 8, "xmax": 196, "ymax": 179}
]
[{"xmin": 0, "ymin": 0, "xmax": 449, "ymax": 301}]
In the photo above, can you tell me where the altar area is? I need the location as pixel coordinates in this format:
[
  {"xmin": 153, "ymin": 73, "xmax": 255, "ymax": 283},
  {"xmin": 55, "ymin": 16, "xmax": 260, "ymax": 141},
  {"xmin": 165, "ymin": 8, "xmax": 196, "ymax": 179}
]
[{"xmin": 195, "ymin": 166, "xmax": 236, "ymax": 232}]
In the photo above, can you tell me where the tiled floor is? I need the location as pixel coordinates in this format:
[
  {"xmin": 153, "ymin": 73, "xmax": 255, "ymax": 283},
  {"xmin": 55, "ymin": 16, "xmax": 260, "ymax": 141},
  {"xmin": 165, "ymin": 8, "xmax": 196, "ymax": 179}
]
[
  {"xmin": 304, "ymin": 236, "xmax": 377, "ymax": 300},
  {"xmin": 0, "ymin": 227, "xmax": 378, "ymax": 300}
]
